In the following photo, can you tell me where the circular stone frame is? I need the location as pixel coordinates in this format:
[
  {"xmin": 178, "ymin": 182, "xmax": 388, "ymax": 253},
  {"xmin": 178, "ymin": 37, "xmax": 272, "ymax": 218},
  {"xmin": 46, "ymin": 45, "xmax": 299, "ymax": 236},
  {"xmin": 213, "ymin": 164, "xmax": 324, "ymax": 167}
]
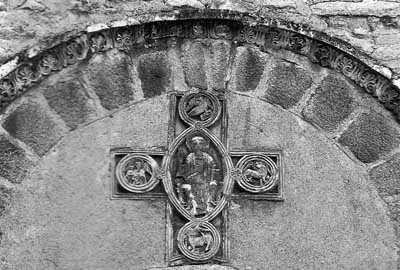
[
  {"xmin": 236, "ymin": 155, "xmax": 279, "ymax": 193},
  {"xmin": 178, "ymin": 91, "xmax": 221, "ymax": 127},
  {"xmin": 115, "ymin": 153, "xmax": 160, "ymax": 193},
  {"xmin": 177, "ymin": 221, "xmax": 221, "ymax": 262}
]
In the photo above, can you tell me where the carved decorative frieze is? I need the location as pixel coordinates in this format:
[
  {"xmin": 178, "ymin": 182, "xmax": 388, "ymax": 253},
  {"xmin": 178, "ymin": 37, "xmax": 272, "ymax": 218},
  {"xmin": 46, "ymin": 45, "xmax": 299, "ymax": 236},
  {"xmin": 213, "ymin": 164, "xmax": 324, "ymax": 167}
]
[{"xmin": 1, "ymin": 12, "xmax": 399, "ymax": 121}]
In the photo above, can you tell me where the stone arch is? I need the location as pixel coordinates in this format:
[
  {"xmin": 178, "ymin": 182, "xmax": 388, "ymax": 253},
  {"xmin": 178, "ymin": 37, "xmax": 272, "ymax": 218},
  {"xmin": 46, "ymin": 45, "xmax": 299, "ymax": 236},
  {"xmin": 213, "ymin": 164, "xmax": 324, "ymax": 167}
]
[
  {"xmin": 0, "ymin": 9, "xmax": 398, "ymax": 169},
  {"xmin": 0, "ymin": 7, "xmax": 399, "ymax": 269},
  {"xmin": 0, "ymin": 9, "xmax": 399, "ymax": 118}
]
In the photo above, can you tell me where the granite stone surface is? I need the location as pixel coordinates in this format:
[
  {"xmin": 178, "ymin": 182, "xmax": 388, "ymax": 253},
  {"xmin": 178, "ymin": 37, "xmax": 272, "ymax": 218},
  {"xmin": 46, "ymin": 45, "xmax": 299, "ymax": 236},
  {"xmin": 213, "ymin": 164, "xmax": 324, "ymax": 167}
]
[
  {"xmin": 303, "ymin": 74, "xmax": 356, "ymax": 131},
  {"xmin": 0, "ymin": 94, "xmax": 396, "ymax": 270},
  {"xmin": 227, "ymin": 94, "xmax": 397, "ymax": 270},
  {"xmin": 232, "ymin": 47, "xmax": 266, "ymax": 93},
  {"xmin": 0, "ymin": 185, "xmax": 13, "ymax": 217},
  {"xmin": 206, "ymin": 40, "xmax": 231, "ymax": 92},
  {"xmin": 43, "ymin": 73, "xmax": 97, "ymax": 130},
  {"xmin": 83, "ymin": 50, "xmax": 138, "ymax": 110},
  {"xmin": 138, "ymin": 52, "xmax": 172, "ymax": 98},
  {"xmin": 0, "ymin": 30, "xmax": 399, "ymax": 269},
  {"xmin": 0, "ymin": 135, "xmax": 33, "ymax": 183},
  {"xmin": 264, "ymin": 61, "xmax": 313, "ymax": 109},
  {"xmin": 181, "ymin": 41, "xmax": 208, "ymax": 90},
  {"xmin": 370, "ymin": 153, "xmax": 400, "ymax": 197},
  {"xmin": 338, "ymin": 111, "xmax": 400, "ymax": 163},
  {"xmin": 1, "ymin": 101, "xmax": 66, "ymax": 156}
]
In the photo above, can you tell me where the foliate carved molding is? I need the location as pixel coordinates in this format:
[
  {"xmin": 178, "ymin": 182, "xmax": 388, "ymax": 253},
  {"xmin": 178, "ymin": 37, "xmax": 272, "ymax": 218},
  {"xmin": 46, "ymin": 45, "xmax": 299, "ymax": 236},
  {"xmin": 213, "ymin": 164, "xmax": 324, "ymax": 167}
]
[{"xmin": 1, "ymin": 10, "xmax": 399, "ymax": 119}]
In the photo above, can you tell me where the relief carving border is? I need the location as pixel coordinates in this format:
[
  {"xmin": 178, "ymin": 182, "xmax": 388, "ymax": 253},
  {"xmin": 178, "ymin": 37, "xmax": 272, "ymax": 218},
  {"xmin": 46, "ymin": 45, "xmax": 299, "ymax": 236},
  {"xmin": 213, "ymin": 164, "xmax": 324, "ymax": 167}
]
[{"xmin": 0, "ymin": 9, "xmax": 399, "ymax": 121}]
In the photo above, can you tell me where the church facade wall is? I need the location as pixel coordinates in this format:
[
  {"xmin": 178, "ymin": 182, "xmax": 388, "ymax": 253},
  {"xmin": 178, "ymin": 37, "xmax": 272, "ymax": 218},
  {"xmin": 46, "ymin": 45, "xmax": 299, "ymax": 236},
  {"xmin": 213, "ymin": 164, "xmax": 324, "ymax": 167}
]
[{"xmin": 1, "ymin": 2, "xmax": 400, "ymax": 269}]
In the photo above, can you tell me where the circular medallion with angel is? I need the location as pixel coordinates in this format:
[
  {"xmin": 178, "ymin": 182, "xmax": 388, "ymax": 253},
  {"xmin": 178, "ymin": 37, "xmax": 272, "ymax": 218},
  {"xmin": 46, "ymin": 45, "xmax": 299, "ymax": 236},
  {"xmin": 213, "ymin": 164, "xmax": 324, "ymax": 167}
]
[
  {"xmin": 178, "ymin": 91, "xmax": 221, "ymax": 127},
  {"xmin": 116, "ymin": 154, "xmax": 160, "ymax": 193}
]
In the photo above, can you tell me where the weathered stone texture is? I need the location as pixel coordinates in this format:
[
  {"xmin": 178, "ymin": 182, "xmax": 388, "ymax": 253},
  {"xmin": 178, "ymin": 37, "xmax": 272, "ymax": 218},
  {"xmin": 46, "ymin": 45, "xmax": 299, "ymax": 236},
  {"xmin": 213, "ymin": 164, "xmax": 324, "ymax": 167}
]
[
  {"xmin": 138, "ymin": 52, "xmax": 171, "ymax": 98},
  {"xmin": 303, "ymin": 74, "xmax": 356, "ymax": 131},
  {"xmin": 232, "ymin": 47, "xmax": 266, "ymax": 92},
  {"xmin": 1, "ymin": 101, "xmax": 66, "ymax": 156},
  {"xmin": 325, "ymin": 16, "xmax": 374, "ymax": 53},
  {"xmin": 310, "ymin": 0, "xmax": 362, "ymax": 3},
  {"xmin": 148, "ymin": 266, "xmax": 237, "ymax": 270},
  {"xmin": 1, "ymin": 96, "xmax": 171, "ymax": 270},
  {"xmin": 181, "ymin": 41, "xmax": 207, "ymax": 89},
  {"xmin": 263, "ymin": 62, "xmax": 312, "ymax": 108},
  {"xmin": 338, "ymin": 112, "xmax": 400, "ymax": 163},
  {"xmin": 207, "ymin": 41, "xmax": 231, "ymax": 92},
  {"xmin": 311, "ymin": 1, "xmax": 400, "ymax": 17},
  {"xmin": 370, "ymin": 155, "xmax": 400, "ymax": 258},
  {"xmin": 370, "ymin": 154, "xmax": 400, "ymax": 197},
  {"xmin": 43, "ymin": 77, "xmax": 96, "ymax": 130},
  {"xmin": 0, "ymin": 135, "xmax": 32, "ymax": 184},
  {"xmin": 1, "ymin": 0, "xmax": 400, "ymax": 76},
  {"xmin": 83, "ymin": 50, "xmax": 137, "ymax": 111},
  {"xmin": 226, "ymin": 94, "xmax": 397, "ymax": 269},
  {"xmin": 1, "ymin": 93, "xmax": 396, "ymax": 269},
  {"xmin": 0, "ymin": 185, "xmax": 12, "ymax": 217}
]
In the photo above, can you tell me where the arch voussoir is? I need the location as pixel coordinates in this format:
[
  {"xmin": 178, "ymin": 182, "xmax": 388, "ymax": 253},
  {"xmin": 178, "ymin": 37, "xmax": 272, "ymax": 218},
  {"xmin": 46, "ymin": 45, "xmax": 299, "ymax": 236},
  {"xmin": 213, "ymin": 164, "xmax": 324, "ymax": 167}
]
[{"xmin": 0, "ymin": 8, "xmax": 398, "ymax": 122}]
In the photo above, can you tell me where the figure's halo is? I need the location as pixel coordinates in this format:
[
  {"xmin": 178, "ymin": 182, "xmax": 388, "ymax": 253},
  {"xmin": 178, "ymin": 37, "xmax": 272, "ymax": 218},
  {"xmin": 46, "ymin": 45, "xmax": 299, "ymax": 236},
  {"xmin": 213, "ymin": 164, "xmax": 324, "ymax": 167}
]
[{"xmin": 185, "ymin": 131, "xmax": 210, "ymax": 152}]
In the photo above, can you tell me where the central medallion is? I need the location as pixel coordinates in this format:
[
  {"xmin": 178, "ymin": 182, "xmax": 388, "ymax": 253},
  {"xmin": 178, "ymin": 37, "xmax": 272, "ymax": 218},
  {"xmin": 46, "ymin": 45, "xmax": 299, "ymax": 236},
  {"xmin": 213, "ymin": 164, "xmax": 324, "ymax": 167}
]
[{"xmin": 164, "ymin": 127, "xmax": 233, "ymax": 222}]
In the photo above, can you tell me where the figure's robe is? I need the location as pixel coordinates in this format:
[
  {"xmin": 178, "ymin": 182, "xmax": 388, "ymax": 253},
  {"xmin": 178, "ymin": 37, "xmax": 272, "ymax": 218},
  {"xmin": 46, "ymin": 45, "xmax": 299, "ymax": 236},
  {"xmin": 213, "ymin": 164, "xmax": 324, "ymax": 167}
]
[{"xmin": 183, "ymin": 152, "xmax": 215, "ymax": 214}]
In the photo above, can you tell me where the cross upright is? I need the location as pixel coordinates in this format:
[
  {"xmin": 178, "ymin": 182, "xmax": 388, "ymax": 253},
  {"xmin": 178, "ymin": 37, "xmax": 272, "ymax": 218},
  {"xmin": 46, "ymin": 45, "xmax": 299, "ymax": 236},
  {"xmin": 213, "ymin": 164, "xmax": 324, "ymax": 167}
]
[{"xmin": 111, "ymin": 89, "xmax": 283, "ymax": 265}]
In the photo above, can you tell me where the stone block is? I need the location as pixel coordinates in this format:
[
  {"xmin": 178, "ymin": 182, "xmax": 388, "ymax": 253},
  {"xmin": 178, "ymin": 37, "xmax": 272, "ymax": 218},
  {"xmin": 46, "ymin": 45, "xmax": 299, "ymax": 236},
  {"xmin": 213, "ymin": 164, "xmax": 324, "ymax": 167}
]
[
  {"xmin": 208, "ymin": 41, "xmax": 231, "ymax": 92},
  {"xmin": 369, "ymin": 153, "xmax": 400, "ymax": 197},
  {"xmin": 2, "ymin": 101, "xmax": 65, "ymax": 156},
  {"xmin": 43, "ymin": 78, "xmax": 95, "ymax": 130},
  {"xmin": 372, "ymin": 44, "xmax": 400, "ymax": 61},
  {"xmin": 233, "ymin": 47, "xmax": 265, "ymax": 92},
  {"xmin": 302, "ymin": 74, "xmax": 356, "ymax": 131},
  {"xmin": 264, "ymin": 62, "xmax": 312, "ymax": 109},
  {"xmin": 338, "ymin": 112, "xmax": 400, "ymax": 163},
  {"xmin": 0, "ymin": 185, "xmax": 12, "ymax": 217},
  {"xmin": 138, "ymin": 52, "xmax": 171, "ymax": 98},
  {"xmin": 0, "ymin": 135, "xmax": 32, "ymax": 183},
  {"xmin": 181, "ymin": 41, "xmax": 207, "ymax": 89},
  {"xmin": 84, "ymin": 50, "xmax": 136, "ymax": 110}
]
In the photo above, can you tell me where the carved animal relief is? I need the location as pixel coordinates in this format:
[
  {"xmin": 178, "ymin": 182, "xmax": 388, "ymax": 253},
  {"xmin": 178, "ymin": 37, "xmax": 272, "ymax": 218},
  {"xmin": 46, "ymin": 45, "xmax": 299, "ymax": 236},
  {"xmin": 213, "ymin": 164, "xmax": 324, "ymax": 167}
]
[{"xmin": 112, "ymin": 90, "xmax": 283, "ymax": 265}]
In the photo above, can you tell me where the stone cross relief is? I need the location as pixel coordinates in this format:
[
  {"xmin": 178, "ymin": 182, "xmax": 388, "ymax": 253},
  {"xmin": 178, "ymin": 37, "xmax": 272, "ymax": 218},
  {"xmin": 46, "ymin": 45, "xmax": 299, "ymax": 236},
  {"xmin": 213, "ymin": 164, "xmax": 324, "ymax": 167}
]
[{"xmin": 111, "ymin": 89, "xmax": 283, "ymax": 265}]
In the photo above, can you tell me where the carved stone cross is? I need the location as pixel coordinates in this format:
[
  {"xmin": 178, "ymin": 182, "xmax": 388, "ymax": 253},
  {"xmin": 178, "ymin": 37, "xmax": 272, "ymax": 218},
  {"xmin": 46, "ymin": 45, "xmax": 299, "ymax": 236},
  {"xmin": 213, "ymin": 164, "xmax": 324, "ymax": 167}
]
[{"xmin": 111, "ymin": 90, "xmax": 283, "ymax": 265}]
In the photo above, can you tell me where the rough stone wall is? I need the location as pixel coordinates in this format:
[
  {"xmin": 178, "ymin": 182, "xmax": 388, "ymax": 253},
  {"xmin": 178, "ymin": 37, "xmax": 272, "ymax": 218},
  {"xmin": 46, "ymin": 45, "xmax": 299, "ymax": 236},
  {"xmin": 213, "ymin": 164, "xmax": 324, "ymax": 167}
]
[{"xmin": 2, "ymin": 0, "xmax": 400, "ymax": 75}]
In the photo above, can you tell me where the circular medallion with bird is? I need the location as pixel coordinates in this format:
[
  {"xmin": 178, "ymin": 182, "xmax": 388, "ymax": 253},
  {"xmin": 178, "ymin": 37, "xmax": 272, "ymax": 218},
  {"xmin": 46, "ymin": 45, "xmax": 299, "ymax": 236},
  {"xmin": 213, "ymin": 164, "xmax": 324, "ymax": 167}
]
[{"xmin": 178, "ymin": 91, "xmax": 221, "ymax": 127}]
